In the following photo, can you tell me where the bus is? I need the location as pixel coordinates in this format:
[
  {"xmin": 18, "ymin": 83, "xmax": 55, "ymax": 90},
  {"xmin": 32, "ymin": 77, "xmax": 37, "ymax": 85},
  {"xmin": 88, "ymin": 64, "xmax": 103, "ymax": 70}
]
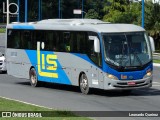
[{"xmin": 6, "ymin": 19, "xmax": 154, "ymax": 94}]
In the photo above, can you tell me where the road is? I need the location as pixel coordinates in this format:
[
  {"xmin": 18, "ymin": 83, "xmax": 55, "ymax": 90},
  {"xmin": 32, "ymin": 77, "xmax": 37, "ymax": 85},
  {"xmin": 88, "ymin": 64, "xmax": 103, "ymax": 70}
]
[
  {"xmin": 0, "ymin": 33, "xmax": 5, "ymax": 54},
  {"xmin": 0, "ymin": 66, "xmax": 160, "ymax": 119}
]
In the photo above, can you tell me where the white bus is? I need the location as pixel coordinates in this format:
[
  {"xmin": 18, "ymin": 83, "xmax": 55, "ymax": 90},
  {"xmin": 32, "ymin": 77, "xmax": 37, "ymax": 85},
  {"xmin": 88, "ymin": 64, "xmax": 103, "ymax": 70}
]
[{"xmin": 6, "ymin": 19, "xmax": 154, "ymax": 94}]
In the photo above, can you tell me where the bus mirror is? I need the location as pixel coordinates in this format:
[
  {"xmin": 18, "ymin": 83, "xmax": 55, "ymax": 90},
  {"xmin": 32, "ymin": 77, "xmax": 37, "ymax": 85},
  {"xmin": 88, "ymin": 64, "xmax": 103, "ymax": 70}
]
[
  {"xmin": 94, "ymin": 37, "xmax": 100, "ymax": 53},
  {"xmin": 149, "ymin": 36, "xmax": 155, "ymax": 52}
]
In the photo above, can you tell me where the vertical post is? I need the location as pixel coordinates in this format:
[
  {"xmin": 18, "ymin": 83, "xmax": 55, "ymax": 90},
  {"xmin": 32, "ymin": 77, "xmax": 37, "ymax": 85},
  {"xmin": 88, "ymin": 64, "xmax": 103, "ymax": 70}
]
[
  {"xmin": 142, "ymin": 0, "xmax": 144, "ymax": 28},
  {"xmin": 59, "ymin": 0, "xmax": 61, "ymax": 18},
  {"xmin": 82, "ymin": 0, "xmax": 84, "ymax": 19},
  {"xmin": 7, "ymin": 0, "xmax": 9, "ymax": 24},
  {"xmin": 17, "ymin": 0, "xmax": 20, "ymax": 22},
  {"xmin": 38, "ymin": 0, "xmax": 41, "ymax": 21},
  {"xmin": 25, "ymin": 0, "xmax": 28, "ymax": 22}
]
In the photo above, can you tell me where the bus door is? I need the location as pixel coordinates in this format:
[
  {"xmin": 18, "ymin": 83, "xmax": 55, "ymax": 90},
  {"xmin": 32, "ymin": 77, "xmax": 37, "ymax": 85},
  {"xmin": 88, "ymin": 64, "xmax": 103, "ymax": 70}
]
[{"xmin": 88, "ymin": 37, "xmax": 103, "ymax": 89}]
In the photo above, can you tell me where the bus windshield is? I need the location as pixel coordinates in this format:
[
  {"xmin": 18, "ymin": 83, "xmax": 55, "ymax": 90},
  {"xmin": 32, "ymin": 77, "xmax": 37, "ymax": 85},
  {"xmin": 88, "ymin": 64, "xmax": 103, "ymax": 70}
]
[{"xmin": 103, "ymin": 32, "xmax": 152, "ymax": 68}]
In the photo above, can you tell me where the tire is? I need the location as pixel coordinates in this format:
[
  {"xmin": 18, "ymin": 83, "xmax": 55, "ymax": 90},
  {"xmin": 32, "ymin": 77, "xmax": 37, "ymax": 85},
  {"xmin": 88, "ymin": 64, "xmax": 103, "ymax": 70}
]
[
  {"xmin": 79, "ymin": 73, "xmax": 90, "ymax": 94},
  {"xmin": 29, "ymin": 68, "xmax": 40, "ymax": 87}
]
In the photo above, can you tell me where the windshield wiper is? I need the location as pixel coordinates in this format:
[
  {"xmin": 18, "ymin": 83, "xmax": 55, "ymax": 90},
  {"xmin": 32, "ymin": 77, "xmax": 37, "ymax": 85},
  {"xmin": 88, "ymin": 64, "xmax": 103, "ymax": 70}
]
[{"xmin": 105, "ymin": 57, "xmax": 120, "ymax": 66}]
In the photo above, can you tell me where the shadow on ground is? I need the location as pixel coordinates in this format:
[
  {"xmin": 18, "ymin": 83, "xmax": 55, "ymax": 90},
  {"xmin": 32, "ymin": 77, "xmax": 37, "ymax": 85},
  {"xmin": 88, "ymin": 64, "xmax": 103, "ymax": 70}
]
[{"xmin": 16, "ymin": 81, "xmax": 160, "ymax": 97}]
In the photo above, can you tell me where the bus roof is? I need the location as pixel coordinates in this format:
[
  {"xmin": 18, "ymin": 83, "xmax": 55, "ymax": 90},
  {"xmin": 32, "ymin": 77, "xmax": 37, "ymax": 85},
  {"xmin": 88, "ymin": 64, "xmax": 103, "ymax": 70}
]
[{"xmin": 7, "ymin": 19, "xmax": 145, "ymax": 33}]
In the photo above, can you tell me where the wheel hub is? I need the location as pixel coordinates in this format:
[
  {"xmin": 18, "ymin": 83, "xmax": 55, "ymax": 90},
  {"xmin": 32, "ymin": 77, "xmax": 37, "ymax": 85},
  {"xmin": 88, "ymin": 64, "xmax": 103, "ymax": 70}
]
[{"xmin": 81, "ymin": 78, "xmax": 88, "ymax": 90}]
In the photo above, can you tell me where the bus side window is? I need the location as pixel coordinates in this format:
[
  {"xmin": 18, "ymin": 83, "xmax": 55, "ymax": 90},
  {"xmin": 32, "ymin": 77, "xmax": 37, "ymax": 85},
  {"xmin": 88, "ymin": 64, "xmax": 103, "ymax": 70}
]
[
  {"xmin": 88, "ymin": 32, "xmax": 102, "ymax": 67},
  {"xmin": 76, "ymin": 32, "xmax": 88, "ymax": 54},
  {"xmin": 46, "ymin": 31, "xmax": 53, "ymax": 51},
  {"xmin": 35, "ymin": 31, "xmax": 45, "ymax": 50},
  {"xmin": 54, "ymin": 32, "xmax": 60, "ymax": 51},
  {"xmin": 63, "ymin": 32, "xmax": 71, "ymax": 52},
  {"xmin": 14, "ymin": 31, "xmax": 20, "ymax": 49},
  {"xmin": 58, "ymin": 32, "xmax": 65, "ymax": 52},
  {"xmin": 7, "ymin": 30, "xmax": 21, "ymax": 49},
  {"xmin": 69, "ymin": 32, "xmax": 75, "ymax": 52},
  {"xmin": 31, "ymin": 31, "xmax": 37, "ymax": 50},
  {"xmin": 21, "ymin": 31, "xmax": 31, "ymax": 49}
]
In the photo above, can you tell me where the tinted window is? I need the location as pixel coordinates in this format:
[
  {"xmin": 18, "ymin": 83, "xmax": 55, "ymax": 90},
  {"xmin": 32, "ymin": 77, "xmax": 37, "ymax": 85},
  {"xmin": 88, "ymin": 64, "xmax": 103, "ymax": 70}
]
[
  {"xmin": 87, "ymin": 32, "xmax": 102, "ymax": 67},
  {"xmin": 7, "ymin": 30, "xmax": 21, "ymax": 49}
]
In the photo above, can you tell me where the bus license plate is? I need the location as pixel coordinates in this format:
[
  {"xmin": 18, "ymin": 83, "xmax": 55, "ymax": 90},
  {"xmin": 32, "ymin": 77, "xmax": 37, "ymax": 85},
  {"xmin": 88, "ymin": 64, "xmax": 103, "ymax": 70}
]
[{"xmin": 128, "ymin": 82, "xmax": 136, "ymax": 86}]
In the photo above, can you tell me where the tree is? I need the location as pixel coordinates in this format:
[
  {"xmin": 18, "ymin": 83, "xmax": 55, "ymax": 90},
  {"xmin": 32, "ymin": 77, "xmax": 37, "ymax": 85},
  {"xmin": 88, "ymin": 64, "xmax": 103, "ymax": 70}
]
[
  {"xmin": 144, "ymin": 0, "xmax": 160, "ymax": 50},
  {"xmin": 85, "ymin": 0, "xmax": 106, "ymax": 19},
  {"xmin": 103, "ymin": 0, "xmax": 141, "ymax": 23},
  {"xmin": 85, "ymin": 9, "xmax": 99, "ymax": 19},
  {"xmin": 145, "ymin": 0, "xmax": 160, "ymax": 33}
]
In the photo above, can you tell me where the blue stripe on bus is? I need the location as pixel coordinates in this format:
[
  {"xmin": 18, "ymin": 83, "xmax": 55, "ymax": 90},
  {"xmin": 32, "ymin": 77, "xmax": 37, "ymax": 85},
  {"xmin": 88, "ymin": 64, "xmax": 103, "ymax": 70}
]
[
  {"xmin": 13, "ymin": 25, "xmax": 34, "ymax": 30},
  {"xmin": 25, "ymin": 50, "xmax": 71, "ymax": 85}
]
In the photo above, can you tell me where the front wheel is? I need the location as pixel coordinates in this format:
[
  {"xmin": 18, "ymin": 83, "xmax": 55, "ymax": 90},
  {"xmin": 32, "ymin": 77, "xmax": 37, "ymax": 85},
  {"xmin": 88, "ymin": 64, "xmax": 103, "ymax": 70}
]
[
  {"xmin": 29, "ymin": 68, "xmax": 40, "ymax": 87},
  {"xmin": 79, "ymin": 73, "xmax": 90, "ymax": 94}
]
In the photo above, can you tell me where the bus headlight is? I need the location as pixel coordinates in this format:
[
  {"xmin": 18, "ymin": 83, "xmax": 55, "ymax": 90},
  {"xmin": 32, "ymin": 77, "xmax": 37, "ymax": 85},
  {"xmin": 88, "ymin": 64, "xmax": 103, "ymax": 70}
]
[
  {"xmin": 107, "ymin": 74, "xmax": 118, "ymax": 80},
  {"xmin": 143, "ymin": 71, "xmax": 152, "ymax": 78}
]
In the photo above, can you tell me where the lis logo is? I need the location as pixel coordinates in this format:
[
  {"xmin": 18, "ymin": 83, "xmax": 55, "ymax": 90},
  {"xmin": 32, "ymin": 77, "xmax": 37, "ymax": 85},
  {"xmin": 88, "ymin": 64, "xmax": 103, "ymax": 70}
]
[{"xmin": 37, "ymin": 42, "xmax": 58, "ymax": 78}]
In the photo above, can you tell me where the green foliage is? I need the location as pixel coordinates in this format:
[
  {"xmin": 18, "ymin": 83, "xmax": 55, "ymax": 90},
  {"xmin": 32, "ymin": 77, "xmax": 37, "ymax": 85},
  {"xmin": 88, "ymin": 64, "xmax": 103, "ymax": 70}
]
[
  {"xmin": 145, "ymin": 0, "xmax": 160, "ymax": 50},
  {"xmin": 153, "ymin": 59, "xmax": 160, "ymax": 63},
  {"xmin": 85, "ymin": 9, "xmax": 99, "ymax": 19},
  {"xmin": 103, "ymin": 0, "xmax": 141, "ymax": 24},
  {"xmin": 145, "ymin": 0, "xmax": 160, "ymax": 34},
  {"xmin": 0, "ymin": 28, "xmax": 5, "ymax": 33},
  {"xmin": 85, "ymin": 0, "xmax": 106, "ymax": 19}
]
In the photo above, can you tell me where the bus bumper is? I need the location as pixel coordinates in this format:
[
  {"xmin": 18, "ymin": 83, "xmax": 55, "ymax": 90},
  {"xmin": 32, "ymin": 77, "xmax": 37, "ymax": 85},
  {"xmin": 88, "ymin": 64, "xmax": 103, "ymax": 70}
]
[{"xmin": 104, "ymin": 75, "xmax": 152, "ymax": 90}]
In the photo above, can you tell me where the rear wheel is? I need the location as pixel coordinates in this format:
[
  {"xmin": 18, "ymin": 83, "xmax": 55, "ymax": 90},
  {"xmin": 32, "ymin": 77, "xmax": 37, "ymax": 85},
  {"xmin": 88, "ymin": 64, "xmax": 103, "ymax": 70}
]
[
  {"xmin": 29, "ymin": 68, "xmax": 40, "ymax": 87},
  {"xmin": 79, "ymin": 73, "xmax": 90, "ymax": 94}
]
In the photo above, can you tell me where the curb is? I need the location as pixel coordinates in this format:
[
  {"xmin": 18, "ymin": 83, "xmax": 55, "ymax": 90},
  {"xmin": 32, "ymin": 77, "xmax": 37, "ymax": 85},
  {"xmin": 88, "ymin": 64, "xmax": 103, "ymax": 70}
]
[{"xmin": 153, "ymin": 63, "xmax": 160, "ymax": 67}]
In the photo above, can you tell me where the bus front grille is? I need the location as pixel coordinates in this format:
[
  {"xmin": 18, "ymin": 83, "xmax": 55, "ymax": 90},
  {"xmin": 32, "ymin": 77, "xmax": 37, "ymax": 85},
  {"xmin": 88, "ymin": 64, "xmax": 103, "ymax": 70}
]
[
  {"xmin": 113, "ymin": 80, "xmax": 147, "ymax": 88},
  {"xmin": 114, "ymin": 83, "xmax": 149, "ymax": 88}
]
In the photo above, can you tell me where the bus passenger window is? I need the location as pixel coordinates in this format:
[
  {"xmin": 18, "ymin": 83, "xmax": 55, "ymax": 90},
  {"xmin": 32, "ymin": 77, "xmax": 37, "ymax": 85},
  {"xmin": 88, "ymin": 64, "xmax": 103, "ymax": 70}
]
[
  {"xmin": 63, "ymin": 32, "xmax": 71, "ymax": 52},
  {"xmin": 7, "ymin": 30, "xmax": 21, "ymax": 49}
]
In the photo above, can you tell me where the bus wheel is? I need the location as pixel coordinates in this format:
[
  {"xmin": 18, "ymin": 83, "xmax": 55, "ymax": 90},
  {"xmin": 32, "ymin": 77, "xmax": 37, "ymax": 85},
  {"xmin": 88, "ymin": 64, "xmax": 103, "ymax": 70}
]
[
  {"xmin": 29, "ymin": 68, "xmax": 39, "ymax": 87},
  {"xmin": 80, "ymin": 73, "xmax": 90, "ymax": 94}
]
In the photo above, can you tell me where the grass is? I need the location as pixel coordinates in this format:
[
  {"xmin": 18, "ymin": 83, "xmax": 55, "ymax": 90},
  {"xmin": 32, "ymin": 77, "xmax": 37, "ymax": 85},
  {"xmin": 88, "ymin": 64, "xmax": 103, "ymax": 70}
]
[
  {"xmin": 0, "ymin": 28, "xmax": 6, "ymax": 33},
  {"xmin": 153, "ymin": 59, "xmax": 160, "ymax": 64},
  {"xmin": 0, "ymin": 97, "xmax": 90, "ymax": 120}
]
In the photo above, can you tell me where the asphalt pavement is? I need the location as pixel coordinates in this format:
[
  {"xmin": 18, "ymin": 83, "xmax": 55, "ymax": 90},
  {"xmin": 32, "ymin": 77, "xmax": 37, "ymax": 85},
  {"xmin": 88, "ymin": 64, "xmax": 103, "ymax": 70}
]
[{"xmin": 0, "ymin": 33, "xmax": 5, "ymax": 54}]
